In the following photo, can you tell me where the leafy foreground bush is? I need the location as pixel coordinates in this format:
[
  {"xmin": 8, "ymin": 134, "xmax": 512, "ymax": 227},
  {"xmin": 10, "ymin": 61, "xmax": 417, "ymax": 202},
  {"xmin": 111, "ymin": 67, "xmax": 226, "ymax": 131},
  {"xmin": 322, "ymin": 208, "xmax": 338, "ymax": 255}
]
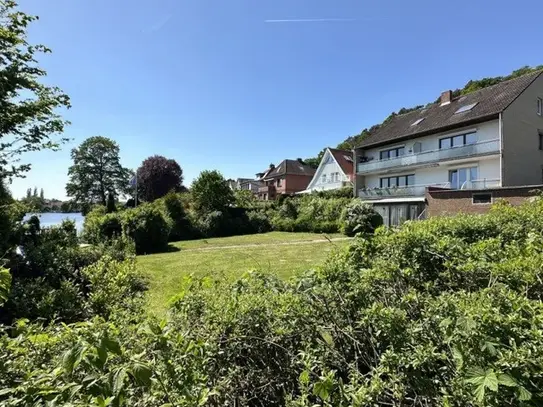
[
  {"xmin": 340, "ymin": 199, "xmax": 383, "ymax": 236},
  {"xmin": 2, "ymin": 215, "xmax": 144, "ymax": 324},
  {"xmin": 5, "ymin": 200, "xmax": 543, "ymax": 406}
]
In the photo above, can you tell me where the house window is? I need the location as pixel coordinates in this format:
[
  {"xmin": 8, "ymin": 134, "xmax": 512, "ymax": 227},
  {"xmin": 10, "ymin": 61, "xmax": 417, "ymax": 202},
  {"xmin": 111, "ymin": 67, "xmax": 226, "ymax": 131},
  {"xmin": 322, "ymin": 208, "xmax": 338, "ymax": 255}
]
[
  {"xmin": 380, "ymin": 146, "xmax": 405, "ymax": 160},
  {"xmin": 335, "ymin": 172, "xmax": 341, "ymax": 182},
  {"xmin": 439, "ymin": 132, "xmax": 477, "ymax": 149},
  {"xmin": 449, "ymin": 166, "xmax": 478, "ymax": 189},
  {"xmin": 321, "ymin": 174, "xmax": 327, "ymax": 184},
  {"xmin": 473, "ymin": 193, "xmax": 492, "ymax": 204},
  {"xmin": 277, "ymin": 178, "xmax": 282, "ymax": 187},
  {"xmin": 538, "ymin": 97, "xmax": 542, "ymax": 116},
  {"xmin": 539, "ymin": 130, "xmax": 543, "ymax": 150},
  {"xmin": 380, "ymin": 174, "xmax": 415, "ymax": 188}
]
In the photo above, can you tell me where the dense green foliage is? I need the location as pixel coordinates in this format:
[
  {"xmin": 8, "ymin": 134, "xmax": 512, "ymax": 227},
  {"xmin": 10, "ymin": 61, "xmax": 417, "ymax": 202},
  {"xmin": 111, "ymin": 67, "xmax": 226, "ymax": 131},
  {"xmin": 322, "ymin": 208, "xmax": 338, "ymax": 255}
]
[
  {"xmin": 156, "ymin": 191, "xmax": 196, "ymax": 241},
  {"xmin": 66, "ymin": 136, "xmax": 132, "ymax": 206},
  {"xmin": 84, "ymin": 203, "xmax": 173, "ymax": 254},
  {"xmin": 0, "ymin": 0, "xmax": 70, "ymax": 180},
  {"xmin": 191, "ymin": 170, "xmax": 235, "ymax": 213},
  {"xmin": 267, "ymin": 195, "xmax": 353, "ymax": 233},
  {"xmin": 136, "ymin": 155, "xmax": 184, "ymax": 202},
  {"xmin": 340, "ymin": 199, "xmax": 383, "ymax": 236},
  {"xmin": 1, "ymin": 214, "xmax": 143, "ymax": 324},
  {"xmin": 4, "ymin": 200, "xmax": 543, "ymax": 405}
]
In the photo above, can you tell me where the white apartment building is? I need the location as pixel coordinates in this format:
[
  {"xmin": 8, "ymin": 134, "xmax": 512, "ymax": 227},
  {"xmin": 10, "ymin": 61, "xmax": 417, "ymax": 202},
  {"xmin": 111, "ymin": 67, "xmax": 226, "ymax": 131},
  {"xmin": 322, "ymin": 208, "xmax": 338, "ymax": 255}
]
[{"xmin": 353, "ymin": 71, "xmax": 543, "ymax": 226}]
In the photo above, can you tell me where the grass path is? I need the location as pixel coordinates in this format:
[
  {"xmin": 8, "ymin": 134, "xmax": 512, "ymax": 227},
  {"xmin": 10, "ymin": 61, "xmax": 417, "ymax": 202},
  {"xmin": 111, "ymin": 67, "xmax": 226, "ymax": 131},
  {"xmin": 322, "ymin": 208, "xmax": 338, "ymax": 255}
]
[
  {"xmin": 177, "ymin": 236, "xmax": 351, "ymax": 252},
  {"xmin": 138, "ymin": 232, "xmax": 350, "ymax": 315}
]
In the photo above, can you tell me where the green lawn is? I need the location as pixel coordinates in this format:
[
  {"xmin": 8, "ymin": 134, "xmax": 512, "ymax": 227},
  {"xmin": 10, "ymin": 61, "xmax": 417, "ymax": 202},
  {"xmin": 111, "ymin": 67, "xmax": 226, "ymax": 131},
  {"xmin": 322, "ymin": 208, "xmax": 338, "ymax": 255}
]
[{"xmin": 138, "ymin": 232, "xmax": 350, "ymax": 315}]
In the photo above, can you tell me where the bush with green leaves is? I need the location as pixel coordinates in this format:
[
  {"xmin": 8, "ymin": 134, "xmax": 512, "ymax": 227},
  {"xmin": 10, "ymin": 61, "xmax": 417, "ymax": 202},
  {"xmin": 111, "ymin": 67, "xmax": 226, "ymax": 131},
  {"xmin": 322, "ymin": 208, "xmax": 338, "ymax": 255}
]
[
  {"xmin": 340, "ymin": 199, "xmax": 383, "ymax": 236},
  {"xmin": 120, "ymin": 203, "xmax": 173, "ymax": 254},
  {"xmin": 156, "ymin": 191, "xmax": 197, "ymax": 241},
  {"xmin": 84, "ymin": 202, "xmax": 173, "ymax": 254},
  {"xmin": 2, "ymin": 217, "xmax": 142, "ymax": 324},
  {"xmin": 269, "ymin": 195, "xmax": 351, "ymax": 234},
  {"xmin": 5, "ymin": 200, "xmax": 543, "ymax": 406}
]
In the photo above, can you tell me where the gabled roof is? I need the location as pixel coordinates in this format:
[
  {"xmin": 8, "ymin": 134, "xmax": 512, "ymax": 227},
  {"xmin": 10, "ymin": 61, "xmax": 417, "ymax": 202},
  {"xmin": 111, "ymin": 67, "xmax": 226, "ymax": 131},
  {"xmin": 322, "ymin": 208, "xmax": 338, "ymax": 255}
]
[
  {"xmin": 356, "ymin": 71, "xmax": 542, "ymax": 149},
  {"xmin": 328, "ymin": 148, "xmax": 353, "ymax": 176},
  {"xmin": 265, "ymin": 159, "xmax": 316, "ymax": 178}
]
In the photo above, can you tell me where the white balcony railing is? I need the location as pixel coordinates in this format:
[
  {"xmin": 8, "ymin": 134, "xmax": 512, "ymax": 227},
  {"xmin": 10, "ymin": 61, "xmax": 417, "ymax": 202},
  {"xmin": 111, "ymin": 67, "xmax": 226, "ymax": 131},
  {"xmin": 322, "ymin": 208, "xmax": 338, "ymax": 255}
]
[
  {"xmin": 357, "ymin": 139, "xmax": 500, "ymax": 174},
  {"xmin": 358, "ymin": 178, "xmax": 501, "ymax": 199}
]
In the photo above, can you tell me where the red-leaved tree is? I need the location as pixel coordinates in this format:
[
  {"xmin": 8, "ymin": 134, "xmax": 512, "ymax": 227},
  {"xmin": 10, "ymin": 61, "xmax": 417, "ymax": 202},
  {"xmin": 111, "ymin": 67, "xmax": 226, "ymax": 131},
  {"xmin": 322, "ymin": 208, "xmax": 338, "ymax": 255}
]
[{"xmin": 136, "ymin": 155, "xmax": 184, "ymax": 202}]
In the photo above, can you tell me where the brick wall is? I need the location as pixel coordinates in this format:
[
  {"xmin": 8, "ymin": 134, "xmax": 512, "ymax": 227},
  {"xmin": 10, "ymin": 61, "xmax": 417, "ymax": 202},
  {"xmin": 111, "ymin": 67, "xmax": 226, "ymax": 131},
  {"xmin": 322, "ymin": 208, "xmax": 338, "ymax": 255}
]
[
  {"xmin": 284, "ymin": 174, "xmax": 313, "ymax": 194},
  {"xmin": 426, "ymin": 186, "xmax": 543, "ymax": 217}
]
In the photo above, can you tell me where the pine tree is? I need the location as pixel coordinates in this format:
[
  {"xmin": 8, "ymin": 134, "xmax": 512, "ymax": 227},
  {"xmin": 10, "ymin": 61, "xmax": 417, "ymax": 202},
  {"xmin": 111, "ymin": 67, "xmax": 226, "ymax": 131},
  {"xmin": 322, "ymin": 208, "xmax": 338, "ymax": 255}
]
[
  {"xmin": 39, "ymin": 188, "xmax": 44, "ymax": 200},
  {"xmin": 26, "ymin": 188, "xmax": 31, "ymax": 199},
  {"xmin": 33, "ymin": 187, "xmax": 38, "ymax": 197}
]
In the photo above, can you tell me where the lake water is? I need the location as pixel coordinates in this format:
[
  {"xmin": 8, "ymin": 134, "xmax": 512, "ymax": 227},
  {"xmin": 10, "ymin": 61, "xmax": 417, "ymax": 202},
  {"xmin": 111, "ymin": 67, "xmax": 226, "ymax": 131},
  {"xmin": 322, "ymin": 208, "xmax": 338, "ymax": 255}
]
[{"xmin": 23, "ymin": 212, "xmax": 85, "ymax": 232}]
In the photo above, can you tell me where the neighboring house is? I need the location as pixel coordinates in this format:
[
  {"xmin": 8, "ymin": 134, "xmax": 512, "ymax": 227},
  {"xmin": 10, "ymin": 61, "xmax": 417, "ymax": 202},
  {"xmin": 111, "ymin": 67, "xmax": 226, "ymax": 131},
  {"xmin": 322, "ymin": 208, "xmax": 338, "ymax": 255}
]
[
  {"xmin": 238, "ymin": 178, "xmax": 263, "ymax": 194},
  {"xmin": 353, "ymin": 70, "xmax": 543, "ymax": 226},
  {"xmin": 257, "ymin": 159, "xmax": 316, "ymax": 200},
  {"xmin": 227, "ymin": 179, "xmax": 237, "ymax": 190},
  {"xmin": 303, "ymin": 148, "xmax": 354, "ymax": 193},
  {"xmin": 227, "ymin": 178, "xmax": 263, "ymax": 194}
]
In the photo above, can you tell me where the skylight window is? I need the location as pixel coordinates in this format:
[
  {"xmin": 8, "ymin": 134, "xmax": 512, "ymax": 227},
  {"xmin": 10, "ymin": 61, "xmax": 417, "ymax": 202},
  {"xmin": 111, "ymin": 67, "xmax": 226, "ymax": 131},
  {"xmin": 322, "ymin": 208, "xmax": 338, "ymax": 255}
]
[
  {"xmin": 343, "ymin": 155, "xmax": 353, "ymax": 162},
  {"xmin": 411, "ymin": 118, "xmax": 425, "ymax": 126},
  {"xmin": 455, "ymin": 102, "xmax": 478, "ymax": 114}
]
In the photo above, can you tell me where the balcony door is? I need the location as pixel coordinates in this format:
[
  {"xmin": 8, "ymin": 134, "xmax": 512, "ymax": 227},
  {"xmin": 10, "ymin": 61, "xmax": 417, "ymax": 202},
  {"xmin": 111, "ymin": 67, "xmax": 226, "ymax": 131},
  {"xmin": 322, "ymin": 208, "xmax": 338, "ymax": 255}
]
[{"xmin": 449, "ymin": 166, "xmax": 477, "ymax": 189}]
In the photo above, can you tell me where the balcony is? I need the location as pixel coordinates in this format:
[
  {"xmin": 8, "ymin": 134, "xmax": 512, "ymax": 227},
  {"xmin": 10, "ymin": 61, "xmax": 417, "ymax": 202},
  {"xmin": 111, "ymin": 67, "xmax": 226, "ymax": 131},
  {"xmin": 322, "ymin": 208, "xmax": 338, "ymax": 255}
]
[
  {"xmin": 258, "ymin": 185, "xmax": 276, "ymax": 194},
  {"xmin": 357, "ymin": 139, "xmax": 500, "ymax": 174},
  {"xmin": 358, "ymin": 179, "xmax": 500, "ymax": 200}
]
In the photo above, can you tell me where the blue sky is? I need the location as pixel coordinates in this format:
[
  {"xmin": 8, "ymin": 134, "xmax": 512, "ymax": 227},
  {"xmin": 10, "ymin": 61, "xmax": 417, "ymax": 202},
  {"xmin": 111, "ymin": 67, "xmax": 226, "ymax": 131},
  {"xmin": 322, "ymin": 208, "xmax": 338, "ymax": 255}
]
[{"xmin": 10, "ymin": 0, "xmax": 543, "ymax": 199}]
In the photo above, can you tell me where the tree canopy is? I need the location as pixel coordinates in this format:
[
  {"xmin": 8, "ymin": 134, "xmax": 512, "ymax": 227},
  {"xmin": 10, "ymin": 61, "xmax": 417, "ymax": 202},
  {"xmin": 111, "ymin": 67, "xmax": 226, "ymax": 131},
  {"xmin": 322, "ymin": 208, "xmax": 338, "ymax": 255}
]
[
  {"xmin": 0, "ymin": 0, "xmax": 70, "ymax": 180},
  {"xmin": 66, "ymin": 136, "xmax": 131, "ymax": 206},
  {"xmin": 191, "ymin": 170, "xmax": 234, "ymax": 213},
  {"xmin": 136, "ymin": 155, "xmax": 183, "ymax": 202}
]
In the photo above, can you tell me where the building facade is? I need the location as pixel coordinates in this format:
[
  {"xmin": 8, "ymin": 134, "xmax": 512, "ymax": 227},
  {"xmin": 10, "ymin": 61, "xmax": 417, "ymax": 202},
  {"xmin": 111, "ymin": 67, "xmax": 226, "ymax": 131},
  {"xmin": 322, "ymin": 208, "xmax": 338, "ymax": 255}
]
[
  {"xmin": 303, "ymin": 148, "xmax": 353, "ymax": 193},
  {"xmin": 353, "ymin": 71, "xmax": 543, "ymax": 226},
  {"xmin": 257, "ymin": 159, "xmax": 316, "ymax": 200}
]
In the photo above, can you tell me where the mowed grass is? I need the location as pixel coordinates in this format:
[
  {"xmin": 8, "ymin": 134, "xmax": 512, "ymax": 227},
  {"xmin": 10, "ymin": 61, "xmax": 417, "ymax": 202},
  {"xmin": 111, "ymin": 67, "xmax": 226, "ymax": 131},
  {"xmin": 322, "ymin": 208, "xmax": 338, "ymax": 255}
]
[{"xmin": 138, "ymin": 232, "xmax": 350, "ymax": 315}]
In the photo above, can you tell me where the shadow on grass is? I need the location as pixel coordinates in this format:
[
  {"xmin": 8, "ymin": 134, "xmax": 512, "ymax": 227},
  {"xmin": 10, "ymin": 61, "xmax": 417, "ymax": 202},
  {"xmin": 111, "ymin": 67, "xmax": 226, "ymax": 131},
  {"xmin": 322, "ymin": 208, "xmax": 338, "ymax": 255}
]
[{"xmin": 164, "ymin": 244, "xmax": 181, "ymax": 253}]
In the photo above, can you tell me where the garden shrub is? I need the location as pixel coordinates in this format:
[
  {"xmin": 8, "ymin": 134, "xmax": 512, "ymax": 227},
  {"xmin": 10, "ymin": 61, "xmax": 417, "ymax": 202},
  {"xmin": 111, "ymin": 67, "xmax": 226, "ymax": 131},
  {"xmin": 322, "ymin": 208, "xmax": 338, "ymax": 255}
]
[
  {"xmin": 120, "ymin": 203, "xmax": 173, "ymax": 254},
  {"xmin": 2, "ymin": 218, "xmax": 143, "ymax": 324},
  {"xmin": 4, "ymin": 200, "xmax": 543, "ymax": 405},
  {"xmin": 157, "ymin": 191, "xmax": 197, "ymax": 241},
  {"xmin": 269, "ymin": 196, "xmax": 350, "ymax": 233},
  {"xmin": 84, "ymin": 202, "xmax": 173, "ymax": 254},
  {"xmin": 83, "ymin": 211, "xmax": 123, "ymax": 243},
  {"xmin": 340, "ymin": 199, "xmax": 383, "ymax": 236},
  {"xmin": 247, "ymin": 210, "xmax": 272, "ymax": 233}
]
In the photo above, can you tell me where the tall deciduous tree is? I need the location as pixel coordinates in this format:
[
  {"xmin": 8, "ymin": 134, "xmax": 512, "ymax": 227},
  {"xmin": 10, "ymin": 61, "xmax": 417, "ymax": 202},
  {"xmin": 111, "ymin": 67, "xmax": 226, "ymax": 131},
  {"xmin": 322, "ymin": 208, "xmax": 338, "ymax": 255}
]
[
  {"xmin": 32, "ymin": 187, "xmax": 37, "ymax": 197},
  {"xmin": 39, "ymin": 188, "xmax": 44, "ymax": 200},
  {"xmin": 191, "ymin": 170, "xmax": 234, "ymax": 213},
  {"xmin": 66, "ymin": 136, "xmax": 131, "ymax": 206},
  {"xmin": 136, "ymin": 155, "xmax": 183, "ymax": 202},
  {"xmin": 0, "ymin": 1, "xmax": 70, "ymax": 180}
]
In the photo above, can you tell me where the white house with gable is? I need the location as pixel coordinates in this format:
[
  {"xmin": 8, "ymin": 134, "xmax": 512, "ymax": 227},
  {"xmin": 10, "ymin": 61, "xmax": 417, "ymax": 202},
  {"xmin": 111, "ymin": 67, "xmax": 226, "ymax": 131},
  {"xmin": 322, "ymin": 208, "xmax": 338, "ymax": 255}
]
[{"xmin": 302, "ymin": 148, "xmax": 354, "ymax": 193}]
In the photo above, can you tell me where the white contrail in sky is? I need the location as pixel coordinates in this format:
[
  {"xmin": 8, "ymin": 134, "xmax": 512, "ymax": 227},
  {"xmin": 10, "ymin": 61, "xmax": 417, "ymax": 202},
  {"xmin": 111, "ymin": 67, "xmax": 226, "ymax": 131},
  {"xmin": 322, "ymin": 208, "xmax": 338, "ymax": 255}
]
[{"xmin": 265, "ymin": 18, "xmax": 355, "ymax": 23}]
